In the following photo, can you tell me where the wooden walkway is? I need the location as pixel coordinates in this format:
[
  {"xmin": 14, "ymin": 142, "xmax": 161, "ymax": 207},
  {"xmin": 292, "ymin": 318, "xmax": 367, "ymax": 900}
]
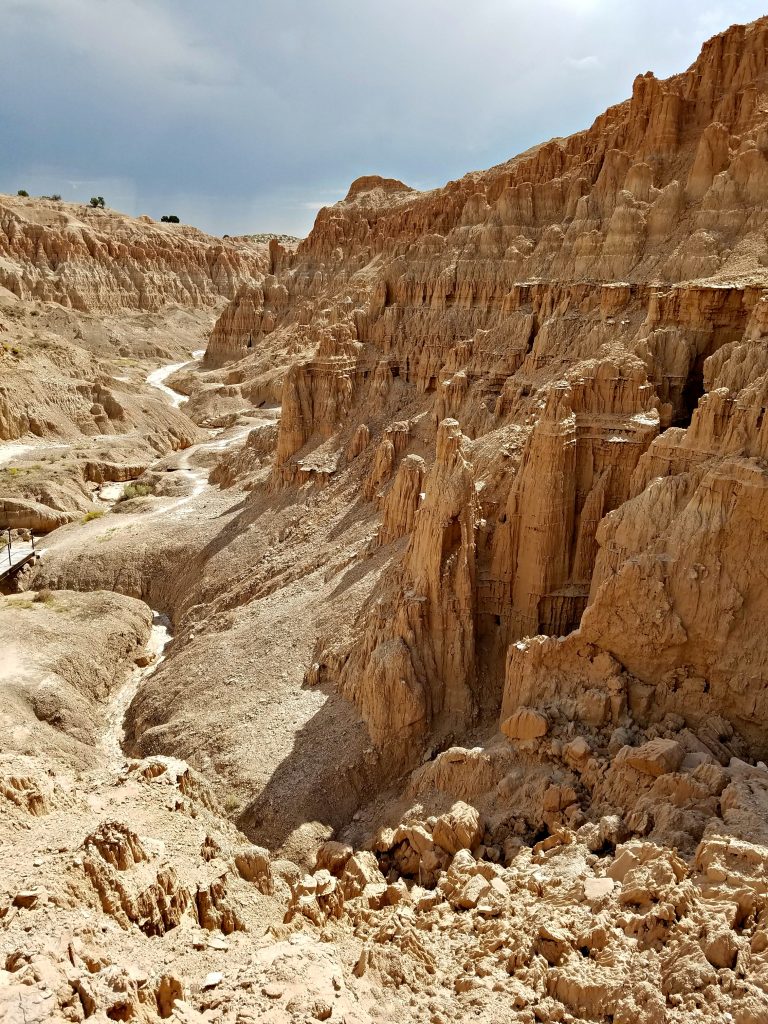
[{"xmin": 0, "ymin": 535, "xmax": 37, "ymax": 584}]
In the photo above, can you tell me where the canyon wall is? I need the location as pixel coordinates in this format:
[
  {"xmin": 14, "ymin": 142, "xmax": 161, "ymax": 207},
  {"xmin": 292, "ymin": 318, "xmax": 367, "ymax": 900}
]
[{"xmin": 207, "ymin": 16, "xmax": 768, "ymax": 774}]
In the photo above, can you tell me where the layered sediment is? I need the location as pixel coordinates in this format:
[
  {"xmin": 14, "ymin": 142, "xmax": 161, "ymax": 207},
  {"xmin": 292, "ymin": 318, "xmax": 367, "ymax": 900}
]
[{"xmin": 4, "ymin": 15, "xmax": 768, "ymax": 1024}]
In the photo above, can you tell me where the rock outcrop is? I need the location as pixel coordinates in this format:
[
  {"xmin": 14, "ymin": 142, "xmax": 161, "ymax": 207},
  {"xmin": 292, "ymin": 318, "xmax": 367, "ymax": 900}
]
[
  {"xmin": 0, "ymin": 197, "xmax": 268, "ymax": 312},
  {"xmin": 196, "ymin": 16, "xmax": 768, "ymax": 789}
]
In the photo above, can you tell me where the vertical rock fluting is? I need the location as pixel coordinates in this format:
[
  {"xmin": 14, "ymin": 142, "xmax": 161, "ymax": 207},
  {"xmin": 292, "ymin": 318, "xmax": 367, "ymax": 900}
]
[
  {"xmin": 204, "ymin": 276, "xmax": 291, "ymax": 366},
  {"xmin": 0, "ymin": 198, "xmax": 268, "ymax": 312},
  {"xmin": 488, "ymin": 359, "xmax": 660, "ymax": 640},
  {"xmin": 336, "ymin": 420, "xmax": 479, "ymax": 764},
  {"xmin": 205, "ymin": 16, "xmax": 768, "ymax": 764},
  {"xmin": 502, "ymin": 361, "xmax": 768, "ymax": 752},
  {"xmin": 377, "ymin": 454, "xmax": 425, "ymax": 546}
]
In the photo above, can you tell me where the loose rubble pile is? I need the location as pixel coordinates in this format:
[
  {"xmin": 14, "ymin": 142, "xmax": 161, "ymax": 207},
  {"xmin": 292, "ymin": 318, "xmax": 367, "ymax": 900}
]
[{"xmin": 4, "ymin": 738, "xmax": 768, "ymax": 1023}]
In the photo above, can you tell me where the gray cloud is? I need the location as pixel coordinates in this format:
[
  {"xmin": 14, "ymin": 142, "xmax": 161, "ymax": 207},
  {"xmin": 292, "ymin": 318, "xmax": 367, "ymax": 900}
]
[{"xmin": 0, "ymin": 0, "xmax": 766, "ymax": 235}]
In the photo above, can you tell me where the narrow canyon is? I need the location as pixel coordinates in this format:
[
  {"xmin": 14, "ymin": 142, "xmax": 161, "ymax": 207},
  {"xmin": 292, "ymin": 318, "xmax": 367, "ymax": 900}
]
[{"xmin": 3, "ymin": 16, "xmax": 768, "ymax": 1024}]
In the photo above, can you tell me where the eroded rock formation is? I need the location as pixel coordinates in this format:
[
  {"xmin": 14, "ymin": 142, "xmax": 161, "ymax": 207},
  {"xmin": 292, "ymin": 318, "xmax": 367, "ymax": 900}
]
[
  {"xmin": 196, "ymin": 15, "xmax": 768, "ymax": 791},
  {"xmin": 0, "ymin": 197, "xmax": 268, "ymax": 312},
  {"xmin": 5, "ymin": 14, "xmax": 768, "ymax": 1024}
]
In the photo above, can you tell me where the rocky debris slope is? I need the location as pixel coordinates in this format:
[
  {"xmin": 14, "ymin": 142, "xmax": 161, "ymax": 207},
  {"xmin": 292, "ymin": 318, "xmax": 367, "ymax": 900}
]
[{"xmin": 4, "ymin": 739, "xmax": 768, "ymax": 1023}]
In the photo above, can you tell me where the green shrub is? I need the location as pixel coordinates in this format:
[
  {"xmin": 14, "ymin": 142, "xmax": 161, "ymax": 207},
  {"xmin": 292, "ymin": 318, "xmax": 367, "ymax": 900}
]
[
  {"xmin": 17, "ymin": 189, "xmax": 28, "ymax": 197},
  {"xmin": 89, "ymin": 196, "xmax": 105, "ymax": 208},
  {"xmin": 160, "ymin": 214, "xmax": 180, "ymax": 223},
  {"xmin": 82, "ymin": 509, "xmax": 105, "ymax": 523},
  {"xmin": 119, "ymin": 482, "xmax": 154, "ymax": 502}
]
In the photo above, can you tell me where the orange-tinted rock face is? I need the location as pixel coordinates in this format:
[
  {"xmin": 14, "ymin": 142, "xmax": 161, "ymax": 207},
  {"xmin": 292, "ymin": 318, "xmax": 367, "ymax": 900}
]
[
  {"xmin": 8, "ymin": 19, "xmax": 768, "ymax": 1024},
  {"xmin": 203, "ymin": 17, "xmax": 768, "ymax": 776},
  {"xmin": 0, "ymin": 198, "xmax": 268, "ymax": 312}
]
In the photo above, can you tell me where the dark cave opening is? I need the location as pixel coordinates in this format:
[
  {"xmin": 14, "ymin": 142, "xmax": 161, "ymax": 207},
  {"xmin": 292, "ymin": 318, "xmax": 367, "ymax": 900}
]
[{"xmin": 676, "ymin": 357, "xmax": 706, "ymax": 426}]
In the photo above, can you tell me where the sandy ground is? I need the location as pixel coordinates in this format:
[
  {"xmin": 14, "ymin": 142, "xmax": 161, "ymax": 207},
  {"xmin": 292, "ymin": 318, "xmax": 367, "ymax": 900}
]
[{"xmin": 19, "ymin": 351, "xmax": 386, "ymax": 863}]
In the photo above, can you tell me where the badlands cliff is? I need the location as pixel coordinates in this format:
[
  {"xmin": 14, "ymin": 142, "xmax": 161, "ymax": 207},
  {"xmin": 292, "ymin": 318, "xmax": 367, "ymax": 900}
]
[
  {"xmin": 0, "ymin": 200, "xmax": 275, "ymax": 532},
  {"xmin": 4, "ymin": 16, "xmax": 768, "ymax": 1024},
  {"xmin": 0, "ymin": 195, "xmax": 269, "ymax": 312}
]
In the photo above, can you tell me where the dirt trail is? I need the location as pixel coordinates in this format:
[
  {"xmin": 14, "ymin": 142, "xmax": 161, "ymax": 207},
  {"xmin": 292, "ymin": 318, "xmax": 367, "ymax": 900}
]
[
  {"xmin": 144, "ymin": 348, "xmax": 205, "ymax": 408},
  {"xmin": 0, "ymin": 346, "xmax": 203, "ymax": 468},
  {"xmin": 0, "ymin": 439, "xmax": 69, "ymax": 467},
  {"xmin": 101, "ymin": 611, "xmax": 173, "ymax": 764},
  {"xmin": 35, "ymin": 351, "xmax": 254, "ymax": 552}
]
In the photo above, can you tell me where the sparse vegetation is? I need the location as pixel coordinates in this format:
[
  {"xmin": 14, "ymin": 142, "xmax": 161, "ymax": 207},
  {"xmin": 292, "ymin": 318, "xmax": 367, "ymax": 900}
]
[
  {"xmin": 41, "ymin": 193, "xmax": 62, "ymax": 201},
  {"xmin": 160, "ymin": 214, "xmax": 180, "ymax": 223},
  {"xmin": 82, "ymin": 509, "xmax": 105, "ymax": 523},
  {"xmin": 118, "ymin": 482, "xmax": 154, "ymax": 502},
  {"xmin": 241, "ymin": 232, "xmax": 300, "ymax": 244},
  {"xmin": 34, "ymin": 589, "xmax": 54, "ymax": 605},
  {"xmin": 223, "ymin": 794, "xmax": 240, "ymax": 813}
]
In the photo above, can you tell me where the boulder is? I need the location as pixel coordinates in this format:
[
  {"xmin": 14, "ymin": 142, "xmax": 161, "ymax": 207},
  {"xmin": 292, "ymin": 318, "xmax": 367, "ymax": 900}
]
[
  {"xmin": 339, "ymin": 852, "xmax": 386, "ymax": 899},
  {"xmin": 233, "ymin": 845, "xmax": 273, "ymax": 894},
  {"xmin": 432, "ymin": 802, "xmax": 483, "ymax": 854},
  {"xmin": 315, "ymin": 840, "xmax": 353, "ymax": 876},
  {"xmin": 501, "ymin": 707, "xmax": 549, "ymax": 741},
  {"xmin": 624, "ymin": 738, "xmax": 684, "ymax": 776},
  {"xmin": 454, "ymin": 874, "xmax": 491, "ymax": 910}
]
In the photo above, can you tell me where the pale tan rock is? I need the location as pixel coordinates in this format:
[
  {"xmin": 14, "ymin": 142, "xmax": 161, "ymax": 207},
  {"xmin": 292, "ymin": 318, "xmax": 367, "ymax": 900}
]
[
  {"xmin": 315, "ymin": 840, "xmax": 353, "ymax": 876},
  {"xmin": 501, "ymin": 706, "xmax": 549, "ymax": 741},
  {"xmin": 454, "ymin": 874, "xmax": 491, "ymax": 909},
  {"xmin": 233, "ymin": 845, "xmax": 273, "ymax": 894},
  {"xmin": 623, "ymin": 738, "xmax": 684, "ymax": 776},
  {"xmin": 583, "ymin": 876, "xmax": 614, "ymax": 901},
  {"xmin": 0, "ymin": 496, "xmax": 74, "ymax": 533},
  {"xmin": 432, "ymin": 802, "xmax": 482, "ymax": 854},
  {"xmin": 563, "ymin": 736, "xmax": 591, "ymax": 768},
  {"xmin": 0, "ymin": 196, "xmax": 268, "ymax": 315},
  {"xmin": 339, "ymin": 852, "xmax": 386, "ymax": 899},
  {"xmin": 377, "ymin": 454, "xmax": 425, "ymax": 545}
]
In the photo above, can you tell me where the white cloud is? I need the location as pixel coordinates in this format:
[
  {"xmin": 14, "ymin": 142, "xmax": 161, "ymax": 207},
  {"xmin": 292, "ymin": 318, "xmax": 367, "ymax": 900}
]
[
  {"xmin": 566, "ymin": 55, "xmax": 601, "ymax": 71},
  {"xmin": 2, "ymin": 0, "xmax": 768, "ymax": 238},
  {"xmin": 551, "ymin": 0, "xmax": 606, "ymax": 10}
]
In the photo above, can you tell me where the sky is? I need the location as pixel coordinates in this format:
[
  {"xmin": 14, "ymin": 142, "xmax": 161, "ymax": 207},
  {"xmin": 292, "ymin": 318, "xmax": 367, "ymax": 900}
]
[{"xmin": 0, "ymin": 0, "xmax": 766, "ymax": 237}]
